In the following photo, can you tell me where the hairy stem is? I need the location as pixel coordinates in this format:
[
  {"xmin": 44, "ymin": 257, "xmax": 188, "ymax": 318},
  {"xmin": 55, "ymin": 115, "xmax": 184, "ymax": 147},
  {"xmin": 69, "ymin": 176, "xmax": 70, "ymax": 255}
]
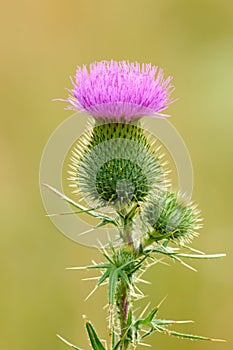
[
  {"xmin": 117, "ymin": 279, "xmax": 130, "ymax": 350},
  {"xmin": 115, "ymin": 208, "xmax": 136, "ymax": 349}
]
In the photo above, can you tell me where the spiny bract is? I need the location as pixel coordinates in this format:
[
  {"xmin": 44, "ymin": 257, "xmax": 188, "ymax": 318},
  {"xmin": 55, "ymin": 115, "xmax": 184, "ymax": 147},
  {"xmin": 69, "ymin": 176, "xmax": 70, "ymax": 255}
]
[{"xmin": 69, "ymin": 121, "xmax": 164, "ymax": 210}]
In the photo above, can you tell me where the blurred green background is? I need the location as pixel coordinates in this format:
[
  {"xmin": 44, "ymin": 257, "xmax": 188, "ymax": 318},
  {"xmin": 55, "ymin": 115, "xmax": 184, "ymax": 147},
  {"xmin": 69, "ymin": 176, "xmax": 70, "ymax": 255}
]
[{"xmin": 0, "ymin": 0, "xmax": 232, "ymax": 349}]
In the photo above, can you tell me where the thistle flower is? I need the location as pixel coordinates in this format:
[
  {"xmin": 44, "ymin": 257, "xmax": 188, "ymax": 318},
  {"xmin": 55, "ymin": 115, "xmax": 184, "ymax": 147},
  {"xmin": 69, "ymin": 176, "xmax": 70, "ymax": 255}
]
[
  {"xmin": 65, "ymin": 63, "xmax": 173, "ymax": 210},
  {"xmin": 44, "ymin": 60, "xmax": 225, "ymax": 350},
  {"xmin": 143, "ymin": 191, "xmax": 202, "ymax": 243},
  {"xmin": 65, "ymin": 60, "xmax": 176, "ymax": 120}
]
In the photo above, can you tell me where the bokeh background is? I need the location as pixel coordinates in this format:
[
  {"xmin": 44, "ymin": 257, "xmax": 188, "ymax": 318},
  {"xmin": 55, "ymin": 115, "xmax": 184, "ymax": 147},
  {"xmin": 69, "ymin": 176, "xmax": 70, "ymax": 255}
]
[{"xmin": 1, "ymin": 0, "xmax": 232, "ymax": 349}]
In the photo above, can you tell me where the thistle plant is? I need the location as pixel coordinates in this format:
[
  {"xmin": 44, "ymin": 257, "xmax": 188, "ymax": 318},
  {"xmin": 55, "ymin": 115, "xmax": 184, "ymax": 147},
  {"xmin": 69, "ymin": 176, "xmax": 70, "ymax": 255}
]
[{"xmin": 44, "ymin": 60, "xmax": 225, "ymax": 349}]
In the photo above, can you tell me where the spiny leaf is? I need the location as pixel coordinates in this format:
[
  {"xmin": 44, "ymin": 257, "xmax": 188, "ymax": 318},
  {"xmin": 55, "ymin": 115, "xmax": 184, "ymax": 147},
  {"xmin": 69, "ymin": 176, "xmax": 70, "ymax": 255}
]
[
  {"xmin": 97, "ymin": 269, "xmax": 110, "ymax": 286},
  {"xmin": 57, "ymin": 334, "xmax": 82, "ymax": 350},
  {"xmin": 175, "ymin": 243, "xmax": 205, "ymax": 254},
  {"xmin": 130, "ymin": 254, "xmax": 150, "ymax": 274},
  {"xmin": 126, "ymin": 309, "xmax": 133, "ymax": 327},
  {"xmin": 153, "ymin": 319, "xmax": 193, "ymax": 326},
  {"xmin": 135, "ymin": 297, "xmax": 167, "ymax": 332},
  {"xmin": 108, "ymin": 268, "xmax": 118, "ymax": 304},
  {"xmin": 85, "ymin": 322, "xmax": 106, "ymax": 350},
  {"xmin": 46, "ymin": 209, "xmax": 96, "ymax": 217},
  {"xmin": 145, "ymin": 307, "xmax": 158, "ymax": 323},
  {"xmin": 112, "ymin": 340, "xmax": 121, "ymax": 350},
  {"xmin": 123, "ymin": 203, "xmax": 139, "ymax": 223},
  {"xmin": 103, "ymin": 252, "xmax": 115, "ymax": 264},
  {"xmin": 43, "ymin": 183, "xmax": 116, "ymax": 224},
  {"xmin": 95, "ymin": 218, "xmax": 116, "ymax": 228},
  {"xmin": 150, "ymin": 246, "xmax": 225, "ymax": 260},
  {"xmin": 166, "ymin": 252, "xmax": 197, "ymax": 272},
  {"xmin": 135, "ymin": 307, "xmax": 158, "ymax": 328},
  {"xmin": 148, "ymin": 247, "xmax": 197, "ymax": 271},
  {"xmin": 155, "ymin": 325, "xmax": 226, "ymax": 342},
  {"xmin": 118, "ymin": 269, "xmax": 131, "ymax": 287}
]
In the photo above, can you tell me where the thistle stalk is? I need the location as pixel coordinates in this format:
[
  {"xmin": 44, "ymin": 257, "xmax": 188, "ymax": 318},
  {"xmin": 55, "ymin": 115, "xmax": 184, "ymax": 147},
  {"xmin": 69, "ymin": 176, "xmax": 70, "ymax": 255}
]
[
  {"xmin": 117, "ymin": 277, "xmax": 130, "ymax": 350},
  {"xmin": 116, "ymin": 210, "xmax": 135, "ymax": 350}
]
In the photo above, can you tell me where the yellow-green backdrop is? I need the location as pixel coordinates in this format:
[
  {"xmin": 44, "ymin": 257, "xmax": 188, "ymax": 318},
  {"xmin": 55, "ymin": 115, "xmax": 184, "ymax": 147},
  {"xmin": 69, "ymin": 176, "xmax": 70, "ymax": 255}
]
[{"xmin": 0, "ymin": 1, "xmax": 232, "ymax": 349}]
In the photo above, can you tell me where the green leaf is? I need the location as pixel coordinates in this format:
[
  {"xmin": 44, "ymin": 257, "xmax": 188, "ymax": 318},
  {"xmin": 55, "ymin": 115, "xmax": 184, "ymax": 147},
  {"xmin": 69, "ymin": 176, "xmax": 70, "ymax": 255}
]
[
  {"xmin": 43, "ymin": 183, "xmax": 117, "ymax": 225},
  {"xmin": 155, "ymin": 325, "xmax": 226, "ymax": 342},
  {"xmin": 153, "ymin": 319, "xmax": 193, "ymax": 326},
  {"xmin": 112, "ymin": 340, "xmax": 121, "ymax": 350},
  {"xmin": 108, "ymin": 268, "xmax": 118, "ymax": 304},
  {"xmin": 118, "ymin": 269, "xmax": 130, "ymax": 287},
  {"xmin": 126, "ymin": 309, "xmax": 133, "ymax": 327},
  {"xmin": 130, "ymin": 254, "xmax": 149, "ymax": 274},
  {"xmin": 95, "ymin": 219, "xmax": 116, "ymax": 228},
  {"xmin": 97, "ymin": 269, "xmax": 110, "ymax": 286},
  {"xmin": 146, "ymin": 307, "xmax": 158, "ymax": 323},
  {"xmin": 149, "ymin": 246, "xmax": 225, "ymax": 261},
  {"xmin": 57, "ymin": 334, "xmax": 82, "ymax": 350},
  {"xmin": 148, "ymin": 247, "xmax": 197, "ymax": 271},
  {"xmin": 103, "ymin": 252, "xmax": 115, "ymax": 265},
  {"xmin": 85, "ymin": 322, "xmax": 106, "ymax": 350},
  {"xmin": 135, "ymin": 307, "xmax": 158, "ymax": 328},
  {"xmin": 124, "ymin": 203, "xmax": 139, "ymax": 223}
]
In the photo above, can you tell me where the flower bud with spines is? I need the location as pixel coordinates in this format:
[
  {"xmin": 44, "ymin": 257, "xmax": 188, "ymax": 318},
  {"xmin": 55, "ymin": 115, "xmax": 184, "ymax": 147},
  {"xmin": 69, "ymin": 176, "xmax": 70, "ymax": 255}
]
[{"xmin": 69, "ymin": 119, "xmax": 165, "ymax": 210}]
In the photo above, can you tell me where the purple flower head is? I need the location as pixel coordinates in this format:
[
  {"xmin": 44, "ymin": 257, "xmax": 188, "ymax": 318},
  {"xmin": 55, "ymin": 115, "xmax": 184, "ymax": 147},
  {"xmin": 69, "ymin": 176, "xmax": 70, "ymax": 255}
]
[{"xmin": 65, "ymin": 60, "xmax": 176, "ymax": 120}]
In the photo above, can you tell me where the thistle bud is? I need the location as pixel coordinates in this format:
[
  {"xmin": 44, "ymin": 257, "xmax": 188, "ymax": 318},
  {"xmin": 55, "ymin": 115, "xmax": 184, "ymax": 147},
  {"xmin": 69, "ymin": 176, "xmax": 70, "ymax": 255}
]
[{"xmin": 69, "ymin": 120, "xmax": 164, "ymax": 210}]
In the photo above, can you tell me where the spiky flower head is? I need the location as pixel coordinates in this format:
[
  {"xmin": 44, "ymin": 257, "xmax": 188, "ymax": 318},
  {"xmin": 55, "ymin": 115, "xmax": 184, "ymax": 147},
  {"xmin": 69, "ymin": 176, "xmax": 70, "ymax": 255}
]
[
  {"xmin": 69, "ymin": 121, "xmax": 164, "ymax": 210},
  {"xmin": 143, "ymin": 190, "xmax": 202, "ymax": 243},
  {"xmin": 65, "ymin": 60, "xmax": 176, "ymax": 120}
]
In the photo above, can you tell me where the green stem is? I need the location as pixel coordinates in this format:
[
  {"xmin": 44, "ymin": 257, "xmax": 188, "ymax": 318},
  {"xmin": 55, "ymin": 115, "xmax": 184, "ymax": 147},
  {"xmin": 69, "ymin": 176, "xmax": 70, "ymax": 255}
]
[
  {"xmin": 117, "ymin": 207, "xmax": 136, "ymax": 246},
  {"xmin": 117, "ymin": 279, "xmax": 130, "ymax": 350},
  {"xmin": 115, "ymin": 209, "xmax": 135, "ymax": 349}
]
